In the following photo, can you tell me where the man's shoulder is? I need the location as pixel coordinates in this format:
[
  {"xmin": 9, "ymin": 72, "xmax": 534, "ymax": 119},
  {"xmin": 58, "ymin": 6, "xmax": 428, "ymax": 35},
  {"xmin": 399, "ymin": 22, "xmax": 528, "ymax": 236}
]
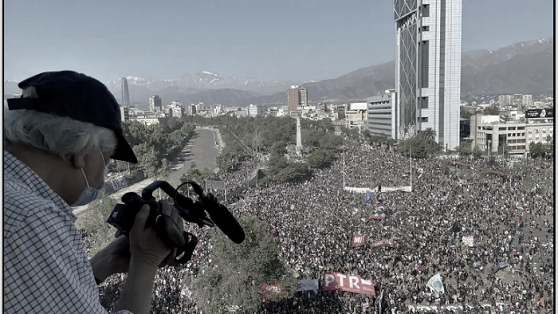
[{"xmin": 4, "ymin": 180, "xmax": 61, "ymax": 236}]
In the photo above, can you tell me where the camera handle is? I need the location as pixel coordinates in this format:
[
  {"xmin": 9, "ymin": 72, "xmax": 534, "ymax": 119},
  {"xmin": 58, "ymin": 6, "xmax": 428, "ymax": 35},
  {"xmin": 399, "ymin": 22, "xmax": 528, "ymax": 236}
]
[{"xmin": 174, "ymin": 232, "xmax": 198, "ymax": 264}]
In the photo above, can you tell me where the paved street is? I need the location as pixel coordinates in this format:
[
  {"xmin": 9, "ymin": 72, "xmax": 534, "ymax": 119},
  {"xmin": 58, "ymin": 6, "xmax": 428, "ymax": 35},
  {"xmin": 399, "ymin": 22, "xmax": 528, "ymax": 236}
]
[
  {"xmin": 167, "ymin": 128, "xmax": 219, "ymax": 187},
  {"xmin": 73, "ymin": 128, "xmax": 220, "ymax": 217}
]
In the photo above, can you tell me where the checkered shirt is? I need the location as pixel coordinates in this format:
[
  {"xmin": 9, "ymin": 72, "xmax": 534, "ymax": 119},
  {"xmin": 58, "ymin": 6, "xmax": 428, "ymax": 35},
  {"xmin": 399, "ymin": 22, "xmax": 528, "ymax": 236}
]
[{"xmin": 3, "ymin": 150, "xmax": 133, "ymax": 314}]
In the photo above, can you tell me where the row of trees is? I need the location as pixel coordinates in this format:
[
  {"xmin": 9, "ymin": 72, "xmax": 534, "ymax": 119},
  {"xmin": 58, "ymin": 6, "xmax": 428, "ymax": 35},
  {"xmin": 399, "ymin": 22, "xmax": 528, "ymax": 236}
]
[
  {"xmin": 187, "ymin": 215, "xmax": 297, "ymax": 314},
  {"xmin": 185, "ymin": 115, "xmax": 341, "ymax": 183},
  {"xmin": 529, "ymin": 136, "xmax": 554, "ymax": 159},
  {"xmin": 116, "ymin": 117, "xmax": 196, "ymax": 178},
  {"xmin": 180, "ymin": 162, "xmax": 215, "ymax": 184}
]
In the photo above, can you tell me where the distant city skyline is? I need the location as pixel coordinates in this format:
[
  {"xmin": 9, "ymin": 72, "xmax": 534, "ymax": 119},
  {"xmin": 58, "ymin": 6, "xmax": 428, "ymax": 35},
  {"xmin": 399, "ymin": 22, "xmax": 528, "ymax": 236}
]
[{"xmin": 4, "ymin": 0, "xmax": 553, "ymax": 82}]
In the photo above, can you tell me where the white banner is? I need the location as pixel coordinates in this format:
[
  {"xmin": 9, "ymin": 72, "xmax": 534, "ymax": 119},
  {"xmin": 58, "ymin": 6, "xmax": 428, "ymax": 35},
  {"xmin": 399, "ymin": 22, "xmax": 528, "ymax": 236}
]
[
  {"xmin": 381, "ymin": 186, "xmax": 412, "ymax": 192},
  {"xmin": 462, "ymin": 235, "xmax": 474, "ymax": 247},
  {"xmin": 296, "ymin": 279, "xmax": 319, "ymax": 292},
  {"xmin": 344, "ymin": 187, "xmax": 379, "ymax": 194},
  {"xmin": 427, "ymin": 274, "xmax": 445, "ymax": 296},
  {"xmin": 344, "ymin": 186, "xmax": 412, "ymax": 193}
]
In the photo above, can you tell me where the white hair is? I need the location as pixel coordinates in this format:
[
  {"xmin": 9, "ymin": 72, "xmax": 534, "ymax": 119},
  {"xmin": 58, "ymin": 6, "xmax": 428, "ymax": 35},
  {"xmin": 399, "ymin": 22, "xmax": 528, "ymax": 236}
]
[{"xmin": 4, "ymin": 87, "xmax": 117, "ymax": 162}]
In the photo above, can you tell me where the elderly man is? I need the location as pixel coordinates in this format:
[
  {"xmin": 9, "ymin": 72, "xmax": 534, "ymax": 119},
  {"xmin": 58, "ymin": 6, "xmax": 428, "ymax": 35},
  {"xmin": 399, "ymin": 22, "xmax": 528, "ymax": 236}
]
[{"xmin": 4, "ymin": 71, "xmax": 182, "ymax": 314}]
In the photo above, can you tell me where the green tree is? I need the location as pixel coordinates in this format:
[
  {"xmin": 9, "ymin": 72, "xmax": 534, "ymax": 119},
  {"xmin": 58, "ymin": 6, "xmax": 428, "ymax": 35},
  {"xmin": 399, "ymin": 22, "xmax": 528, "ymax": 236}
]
[
  {"xmin": 276, "ymin": 163, "xmax": 311, "ymax": 182},
  {"xmin": 269, "ymin": 155, "xmax": 288, "ymax": 175},
  {"xmin": 166, "ymin": 117, "xmax": 181, "ymax": 131},
  {"xmin": 80, "ymin": 191, "xmax": 119, "ymax": 257},
  {"xmin": 182, "ymin": 162, "xmax": 201, "ymax": 182},
  {"xmin": 484, "ymin": 104, "xmax": 500, "ymax": 115},
  {"xmin": 318, "ymin": 134, "xmax": 342, "ymax": 151},
  {"xmin": 181, "ymin": 162, "xmax": 215, "ymax": 183},
  {"xmin": 472, "ymin": 144, "xmax": 483, "ymax": 159},
  {"xmin": 134, "ymin": 143, "xmax": 161, "ymax": 178},
  {"xmin": 187, "ymin": 215, "xmax": 297, "ymax": 314},
  {"xmin": 422, "ymin": 128, "xmax": 436, "ymax": 143},
  {"xmin": 158, "ymin": 158, "xmax": 171, "ymax": 178},
  {"xmin": 216, "ymin": 141, "xmax": 245, "ymax": 172},
  {"xmin": 460, "ymin": 107, "xmax": 473, "ymax": 120},
  {"xmin": 457, "ymin": 141, "xmax": 472, "ymax": 156},
  {"xmin": 271, "ymin": 141, "xmax": 287, "ymax": 157},
  {"xmin": 399, "ymin": 136, "xmax": 428, "ymax": 158},
  {"xmin": 529, "ymin": 142, "xmax": 549, "ymax": 159},
  {"xmin": 307, "ymin": 149, "xmax": 335, "ymax": 169}
]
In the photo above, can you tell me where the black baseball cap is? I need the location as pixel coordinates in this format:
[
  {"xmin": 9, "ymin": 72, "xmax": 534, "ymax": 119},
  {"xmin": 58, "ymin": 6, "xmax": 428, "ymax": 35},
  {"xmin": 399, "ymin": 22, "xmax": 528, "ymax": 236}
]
[{"xmin": 6, "ymin": 70, "xmax": 138, "ymax": 163}]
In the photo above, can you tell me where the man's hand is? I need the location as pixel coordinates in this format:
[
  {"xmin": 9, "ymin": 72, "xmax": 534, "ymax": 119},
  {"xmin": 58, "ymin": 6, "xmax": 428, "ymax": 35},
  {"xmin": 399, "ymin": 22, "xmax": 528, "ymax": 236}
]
[
  {"xmin": 116, "ymin": 200, "xmax": 185, "ymax": 314},
  {"xmin": 90, "ymin": 236, "xmax": 131, "ymax": 282},
  {"xmin": 90, "ymin": 201, "xmax": 184, "ymax": 283},
  {"xmin": 129, "ymin": 201, "xmax": 182, "ymax": 268}
]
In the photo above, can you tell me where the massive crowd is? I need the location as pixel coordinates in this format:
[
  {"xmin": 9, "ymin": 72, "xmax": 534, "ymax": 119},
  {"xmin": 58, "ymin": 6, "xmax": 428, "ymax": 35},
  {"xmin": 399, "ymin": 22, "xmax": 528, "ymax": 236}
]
[{"xmin": 87, "ymin": 139, "xmax": 554, "ymax": 314}]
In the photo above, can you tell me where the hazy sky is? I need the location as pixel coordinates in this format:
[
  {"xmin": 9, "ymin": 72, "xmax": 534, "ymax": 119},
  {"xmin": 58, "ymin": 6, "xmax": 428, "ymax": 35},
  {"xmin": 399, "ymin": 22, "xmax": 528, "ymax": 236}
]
[{"xmin": 4, "ymin": 0, "xmax": 554, "ymax": 82}]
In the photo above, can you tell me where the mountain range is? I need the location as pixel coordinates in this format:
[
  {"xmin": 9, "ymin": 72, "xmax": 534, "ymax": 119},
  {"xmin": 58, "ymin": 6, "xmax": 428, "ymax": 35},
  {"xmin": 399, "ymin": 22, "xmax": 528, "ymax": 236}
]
[{"xmin": 4, "ymin": 37, "xmax": 553, "ymax": 106}]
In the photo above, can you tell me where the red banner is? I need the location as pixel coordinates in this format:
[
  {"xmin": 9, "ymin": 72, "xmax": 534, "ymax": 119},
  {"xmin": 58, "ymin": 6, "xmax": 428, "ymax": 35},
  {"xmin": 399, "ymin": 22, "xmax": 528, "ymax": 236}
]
[
  {"xmin": 351, "ymin": 234, "xmax": 368, "ymax": 248},
  {"xmin": 260, "ymin": 281, "xmax": 283, "ymax": 299},
  {"xmin": 323, "ymin": 273, "xmax": 375, "ymax": 296}
]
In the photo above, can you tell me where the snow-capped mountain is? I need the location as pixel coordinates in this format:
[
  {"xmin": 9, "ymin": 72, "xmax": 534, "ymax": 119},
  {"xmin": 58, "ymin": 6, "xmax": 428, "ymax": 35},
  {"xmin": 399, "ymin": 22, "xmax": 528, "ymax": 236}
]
[{"xmin": 106, "ymin": 71, "xmax": 304, "ymax": 95}]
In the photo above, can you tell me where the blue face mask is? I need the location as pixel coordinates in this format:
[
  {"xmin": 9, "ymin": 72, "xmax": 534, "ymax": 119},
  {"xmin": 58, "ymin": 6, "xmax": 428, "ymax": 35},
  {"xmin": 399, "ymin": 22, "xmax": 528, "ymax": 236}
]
[{"xmin": 72, "ymin": 150, "xmax": 109, "ymax": 206}]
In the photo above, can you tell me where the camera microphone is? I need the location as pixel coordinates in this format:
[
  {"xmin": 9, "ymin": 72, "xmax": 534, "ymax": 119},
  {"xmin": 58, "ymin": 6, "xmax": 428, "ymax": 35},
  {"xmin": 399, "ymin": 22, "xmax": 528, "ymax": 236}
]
[
  {"xmin": 206, "ymin": 203, "xmax": 246, "ymax": 244},
  {"xmin": 189, "ymin": 181, "xmax": 246, "ymax": 244}
]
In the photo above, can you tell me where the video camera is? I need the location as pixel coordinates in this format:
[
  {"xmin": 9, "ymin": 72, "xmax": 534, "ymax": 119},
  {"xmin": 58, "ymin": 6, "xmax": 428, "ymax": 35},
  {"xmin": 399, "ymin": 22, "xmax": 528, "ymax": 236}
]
[{"xmin": 107, "ymin": 180, "xmax": 245, "ymax": 264}]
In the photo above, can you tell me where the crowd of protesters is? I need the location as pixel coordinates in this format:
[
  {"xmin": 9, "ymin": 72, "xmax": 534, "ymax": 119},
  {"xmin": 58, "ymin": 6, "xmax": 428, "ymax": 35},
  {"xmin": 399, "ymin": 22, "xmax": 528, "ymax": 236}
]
[{"xmin": 85, "ymin": 138, "xmax": 554, "ymax": 314}]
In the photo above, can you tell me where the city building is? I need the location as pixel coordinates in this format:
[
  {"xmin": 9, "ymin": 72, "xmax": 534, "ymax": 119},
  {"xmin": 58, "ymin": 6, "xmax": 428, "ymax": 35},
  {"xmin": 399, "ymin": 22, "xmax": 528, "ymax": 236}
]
[
  {"xmin": 333, "ymin": 105, "xmax": 346, "ymax": 120},
  {"xmin": 168, "ymin": 101, "xmax": 184, "ymax": 118},
  {"xmin": 134, "ymin": 117, "xmax": 167, "ymax": 126},
  {"xmin": 470, "ymin": 114, "xmax": 526, "ymax": 156},
  {"xmin": 248, "ymin": 104, "xmax": 266, "ymax": 117},
  {"xmin": 394, "ymin": 0, "xmax": 462, "ymax": 150},
  {"xmin": 522, "ymin": 94, "xmax": 534, "ymax": 108},
  {"xmin": 196, "ymin": 109, "xmax": 213, "ymax": 118},
  {"xmin": 287, "ymin": 86, "xmax": 308, "ymax": 112},
  {"xmin": 525, "ymin": 108, "xmax": 554, "ymax": 154},
  {"xmin": 119, "ymin": 105, "xmax": 129, "ymax": 122},
  {"xmin": 235, "ymin": 108, "xmax": 248, "ymax": 118},
  {"xmin": 188, "ymin": 105, "xmax": 196, "ymax": 116},
  {"xmin": 342, "ymin": 103, "xmax": 368, "ymax": 132},
  {"xmin": 275, "ymin": 107, "xmax": 289, "ymax": 117},
  {"xmin": 333, "ymin": 120, "xmax": 345, "ymax": 136},
  {"xmin": 498, "ymin": 95, "xmax": 514, "ymax": 106},
  {"xmin": 459, "ymin": 119, "xmax": 470, "ymax": 142},
  {"xmin": 149, "ymin": 95, "xmax": 162, "ymax": 112},
  {"xmin": 213, "ymin": 105, "xmax": 223, "ymax": 116},
  {"xmin": 367, "ymin": 90, "xmax": 398, "ymax": 138},
  {"xmin": 121, "ymin": 78, "xmax": 131, "ymax": 107}
]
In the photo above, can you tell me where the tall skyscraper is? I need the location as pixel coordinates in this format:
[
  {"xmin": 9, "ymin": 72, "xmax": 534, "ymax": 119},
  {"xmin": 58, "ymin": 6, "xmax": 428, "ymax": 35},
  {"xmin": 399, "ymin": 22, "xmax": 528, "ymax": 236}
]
[
  {"xmin": 149, "ymin": 95, "xmax": 162, "ymax": 112},
  {"xmin": 287, "ymin": 86, "xmax": 308, "ymax": 112},
  {"xmin": 121, "ymin": 78, "xmax": 131, "ymax": 107},
  {"xmin": 394, "ymin": 0, "xmax": 462, "ymax": 150}
]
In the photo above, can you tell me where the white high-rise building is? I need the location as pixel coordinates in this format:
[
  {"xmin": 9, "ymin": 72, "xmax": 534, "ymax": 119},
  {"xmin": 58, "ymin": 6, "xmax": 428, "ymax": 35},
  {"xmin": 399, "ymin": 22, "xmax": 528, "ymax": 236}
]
[
  {"xmin": 394, "ymin": 0, "xmax": 462, "ymax": 150},
  {"xmin": 498, "ymin": 95, "xmax": 514, "ymax": 106},
  {"xmin": 522, "ymin": 95, "xmax": 534, "ymax": 108},
  {"xmin": 149, "ymin": 95, "xmax": 162, "ymax": 112},
  {"xmin": 248, "ymin": 104, "xmax": 266, "ymax": 117}
]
